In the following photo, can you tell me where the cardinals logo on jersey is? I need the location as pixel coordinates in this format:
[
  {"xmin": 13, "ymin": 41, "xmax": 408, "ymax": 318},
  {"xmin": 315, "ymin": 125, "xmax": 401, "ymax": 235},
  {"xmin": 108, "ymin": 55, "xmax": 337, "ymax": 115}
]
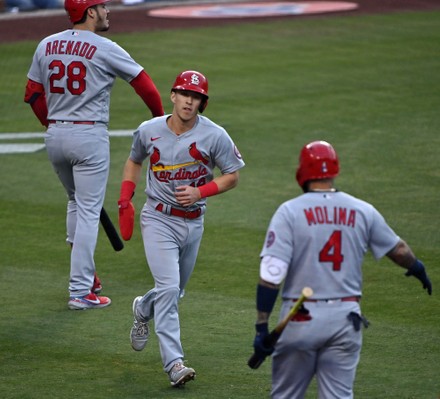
[
  {"xmin": 149, "ymin": 141, "xmax": 209, "ymax": 183},
  {"xmin": 188, "ymin": 142, "xmax": 209, "ymax": 165},
  {"xmin": 150, "ymin": 147, "xmax": 161, "ymax": 167}
]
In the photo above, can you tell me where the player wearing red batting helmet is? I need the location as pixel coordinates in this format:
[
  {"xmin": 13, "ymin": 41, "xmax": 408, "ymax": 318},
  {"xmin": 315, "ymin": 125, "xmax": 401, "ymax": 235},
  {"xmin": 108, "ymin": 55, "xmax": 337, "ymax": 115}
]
[
  {"xmin": 65, "ymin": 0, "xmax": 111, "ymax": 24},
  {"xmin": 119, "ymin": 69, "xmax": 245, "ymax": 387},
  {"xmin": 25, "ymin": 0, "xmax": 163, "ymax": 311},
  {"xmin": 251, "ymin": 139, "xmax": 431, "ymax": 399},
  {"xmin": 171, "ymin": 70, "xmax": 209, "ymax": 113},
  {"xmin": 296, "ymin": 140, "xmax": 339, "ymax": 191}
]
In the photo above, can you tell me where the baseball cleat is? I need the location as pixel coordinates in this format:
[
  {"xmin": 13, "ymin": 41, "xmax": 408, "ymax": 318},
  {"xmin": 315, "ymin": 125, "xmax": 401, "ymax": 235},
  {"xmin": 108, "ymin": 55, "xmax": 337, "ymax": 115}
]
[
  {"xmin": 68, "ymin": 293, "xmax": 111, "ymax": 310},
  {"xmin": 130, "ymin": 296, "xmax": 150, "ymax": 351},
  {"xmin": 92, "ymin": 273, "xmax": 102, "ymax": 294},
  {"xmin": 168, "ymin": 362, "xmax": 196, "ymax": 387}
]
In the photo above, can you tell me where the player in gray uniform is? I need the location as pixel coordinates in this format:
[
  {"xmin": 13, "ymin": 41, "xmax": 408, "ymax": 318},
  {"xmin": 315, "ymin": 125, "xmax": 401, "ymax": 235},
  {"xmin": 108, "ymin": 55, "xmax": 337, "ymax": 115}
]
[
  {"xmin": 24, "ymin": 0, "xmax": 164, "ymax": 310},
  {"xmin": 252, "ymin": 141, "xmax": 432, "ymax": 399},
  {"xmin": 117, "ymin": 70, "xmax": 245, "ymax": 387}
]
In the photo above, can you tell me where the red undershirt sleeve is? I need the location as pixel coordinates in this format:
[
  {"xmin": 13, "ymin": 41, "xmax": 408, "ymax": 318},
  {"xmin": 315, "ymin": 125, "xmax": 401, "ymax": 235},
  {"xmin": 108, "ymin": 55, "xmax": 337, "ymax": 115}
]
[
  {"xmin": 130, "ymin": 71, "xmax": 165, "ymax": 117},
  {"xmin": 24, "ymin": 79, "xmax": 48, "ymax": 128}
]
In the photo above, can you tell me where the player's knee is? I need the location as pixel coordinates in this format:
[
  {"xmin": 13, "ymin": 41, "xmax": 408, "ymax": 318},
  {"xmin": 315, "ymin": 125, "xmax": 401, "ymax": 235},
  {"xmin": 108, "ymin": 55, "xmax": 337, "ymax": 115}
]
[{"xmin": 156, "ymin": 286, "xmax": 180, "ymax": 302}]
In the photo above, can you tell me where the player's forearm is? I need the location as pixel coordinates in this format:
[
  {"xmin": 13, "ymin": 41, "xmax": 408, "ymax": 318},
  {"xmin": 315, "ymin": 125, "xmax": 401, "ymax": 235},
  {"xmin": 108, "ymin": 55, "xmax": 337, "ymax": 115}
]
[
  {"xmin": 386, "ymin": 239, "xmax": 417, "ymax": 270},
  {"xmin": 214, "ymin": 171, "xmax": 240, "ymax": 194},
  {"xmin": 30, "ymin": 95, "xmax": 49, "ymax": 127},
  {"xmin": 256, "ymin": 278, "xmax": 279, "ymax": 324},
  {"xmin": 388, "ymin": 240, "xmax": 431, "ymax": 295},
  {"xmin": 130, "ymin": 71, "xmax": 164, "ymax": 117},
  {"xmin": 256, "ymin": 311, "xmax": 271, "ymax": 324},
  {"xmin": 122, "ymin": 158, "xmax": 142, "ymax": 185},
  {"xmin": 197, "ymin": 171, "xmax": 239, "ymax": 199}
]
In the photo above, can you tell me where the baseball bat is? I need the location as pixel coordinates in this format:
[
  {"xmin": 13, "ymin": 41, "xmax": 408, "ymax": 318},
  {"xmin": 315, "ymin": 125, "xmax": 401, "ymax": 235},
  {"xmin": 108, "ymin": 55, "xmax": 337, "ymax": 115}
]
[
  {"xmin": 100, "ymin": 207, "xmax": 124, "ymax": 252},
  {"xmin": 247, "ymin": 286, "xmax": 313, "ymax": 369}
]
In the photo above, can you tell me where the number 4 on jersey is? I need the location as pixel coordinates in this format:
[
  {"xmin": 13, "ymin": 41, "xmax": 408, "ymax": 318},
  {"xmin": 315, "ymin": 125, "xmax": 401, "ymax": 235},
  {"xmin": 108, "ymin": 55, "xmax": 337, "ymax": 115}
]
[{"xmin": 319, "ymin": 230, "xmax": 344, "ymax": 271}]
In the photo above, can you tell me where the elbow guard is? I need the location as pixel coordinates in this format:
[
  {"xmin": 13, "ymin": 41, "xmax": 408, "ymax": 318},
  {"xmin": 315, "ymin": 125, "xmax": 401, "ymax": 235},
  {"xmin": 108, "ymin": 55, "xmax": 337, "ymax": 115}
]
[
  {"xmin": 25, "ymin": 80, "xmax": 48, "ymax": 127},
  {"xmin": 24, "ymin": 79, "xmax": 44, "ymax": 104}
]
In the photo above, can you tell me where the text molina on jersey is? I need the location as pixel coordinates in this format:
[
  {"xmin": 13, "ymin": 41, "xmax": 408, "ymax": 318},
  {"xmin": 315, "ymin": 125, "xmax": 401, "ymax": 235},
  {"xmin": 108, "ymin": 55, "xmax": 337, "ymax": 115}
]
[{"xmin": 304, "ymin": 206, "xmax": 356, "ymax": 227}]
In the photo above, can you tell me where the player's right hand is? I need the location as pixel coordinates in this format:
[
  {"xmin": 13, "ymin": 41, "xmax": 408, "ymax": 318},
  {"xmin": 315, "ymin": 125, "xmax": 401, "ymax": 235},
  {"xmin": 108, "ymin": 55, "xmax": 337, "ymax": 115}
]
[
  {"xmin": 118, "ymin": 199, "xmax": 135, "ymax": 241},
  {"xmin": 118, "ymin": 180, "xmax": 136, "ymax": 241},
  {"xmin": 253, "ymin": 323, "xmax": 275, "ymax": 358}
]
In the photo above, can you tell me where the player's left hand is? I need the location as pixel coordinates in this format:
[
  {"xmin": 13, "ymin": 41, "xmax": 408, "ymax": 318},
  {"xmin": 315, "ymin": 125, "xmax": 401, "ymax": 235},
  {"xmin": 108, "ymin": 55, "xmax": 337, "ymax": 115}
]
[
  {"xmin": 175, "ymin": 185, "xmax": 201, "ymax": 207},
  {"xmin": 405, "ymin": 259, "xmax": 432, "ymax": 295}
]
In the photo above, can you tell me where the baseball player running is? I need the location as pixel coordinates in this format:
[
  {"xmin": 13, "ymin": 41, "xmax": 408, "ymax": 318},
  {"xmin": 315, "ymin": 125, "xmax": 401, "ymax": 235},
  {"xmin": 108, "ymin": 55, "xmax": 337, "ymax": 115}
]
[
  {"xmin": 252, "ymin": 141, "xmax": 432, "ymax": 398},
  {"xmin": 24, "ymin": 0, "xmax": 164, "ymax": 310},
  {"xmin": 118, "ymin": 70, "xmax": 245, "ymax": 387}
]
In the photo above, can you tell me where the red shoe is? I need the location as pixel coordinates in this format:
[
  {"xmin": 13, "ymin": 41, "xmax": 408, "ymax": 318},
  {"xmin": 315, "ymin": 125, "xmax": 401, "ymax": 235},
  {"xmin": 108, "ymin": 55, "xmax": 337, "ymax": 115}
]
[
  {"xmin": 92, "ymin": 273, "xmax": 102, "ymax": 294},
  {"xmin": 68, "ymin": 293, "xmax": 111, "ymax": 310}
]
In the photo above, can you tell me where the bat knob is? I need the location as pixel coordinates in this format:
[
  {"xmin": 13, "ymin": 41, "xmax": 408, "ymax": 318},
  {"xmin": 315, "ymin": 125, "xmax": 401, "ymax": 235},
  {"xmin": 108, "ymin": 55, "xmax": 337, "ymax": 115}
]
[{"xmin": 247, "ymin": 353, "xmax": 266, "ymax": 369}]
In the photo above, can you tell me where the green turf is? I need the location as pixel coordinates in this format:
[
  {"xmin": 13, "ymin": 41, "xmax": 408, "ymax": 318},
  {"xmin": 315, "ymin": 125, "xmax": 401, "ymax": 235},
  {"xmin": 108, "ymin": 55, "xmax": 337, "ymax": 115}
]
[{"xmin": 0, "ymin": 10, "xmax": 439, "ymax": 399}]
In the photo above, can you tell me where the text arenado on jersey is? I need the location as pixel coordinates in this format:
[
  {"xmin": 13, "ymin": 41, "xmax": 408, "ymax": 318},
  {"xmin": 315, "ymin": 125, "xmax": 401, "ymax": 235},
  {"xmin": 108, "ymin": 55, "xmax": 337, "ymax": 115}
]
[{"xmin": 45, "ymin": 40, "xmax": 97, "ymax": 60}]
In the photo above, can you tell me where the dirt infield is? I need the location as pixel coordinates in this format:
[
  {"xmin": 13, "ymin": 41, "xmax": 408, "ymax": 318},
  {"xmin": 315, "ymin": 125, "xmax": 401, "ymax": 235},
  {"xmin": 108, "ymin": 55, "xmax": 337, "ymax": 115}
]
[{"xmin": 0, "ymin": 0, "xmax": 439, "ymax": 43}]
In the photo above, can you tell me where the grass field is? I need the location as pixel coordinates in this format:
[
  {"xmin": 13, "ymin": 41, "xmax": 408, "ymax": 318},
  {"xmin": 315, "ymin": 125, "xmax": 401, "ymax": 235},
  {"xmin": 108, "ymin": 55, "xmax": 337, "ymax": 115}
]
[{"xmin": 0, "ymin": 9, "xmax": 439, "ymax": 399}]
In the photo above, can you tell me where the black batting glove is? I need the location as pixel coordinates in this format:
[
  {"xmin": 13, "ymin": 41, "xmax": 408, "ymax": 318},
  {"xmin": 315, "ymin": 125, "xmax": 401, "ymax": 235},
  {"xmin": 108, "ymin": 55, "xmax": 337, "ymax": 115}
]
[
  {"xmin": 253, "ymin": 323, "xmax": 274, "ymax": 358},
  {"xmin": 405, "ymin": 259, "xmax": 432, "ymax": 295}
]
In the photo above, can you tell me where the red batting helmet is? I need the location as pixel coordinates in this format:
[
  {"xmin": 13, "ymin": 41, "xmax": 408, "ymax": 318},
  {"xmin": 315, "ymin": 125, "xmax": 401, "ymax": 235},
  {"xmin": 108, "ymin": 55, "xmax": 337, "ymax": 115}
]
[
  {"xmin": 296, "ymin": 141, "xmax": 339, "ymax": 188},
  {"xmin": 65, "ymin": 0, "xmax": 110, "ymax": 24},
  {"xmin": 172, "ymin": 70, "xmax": 209, "ymax": 112}
]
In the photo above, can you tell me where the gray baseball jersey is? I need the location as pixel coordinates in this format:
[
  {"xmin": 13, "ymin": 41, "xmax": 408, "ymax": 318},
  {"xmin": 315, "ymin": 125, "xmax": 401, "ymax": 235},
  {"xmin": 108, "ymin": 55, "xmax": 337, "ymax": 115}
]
[
  {"xmin": 261, "ymin": 191, "xmax": 400, "ymax": 299},
  {"xmin": 129, "ymin": 114, "xmax": 245, "ymax": 210},
  {"xmin": 27, "ymin": 29, "xmax": 142, "ymax": 123}
]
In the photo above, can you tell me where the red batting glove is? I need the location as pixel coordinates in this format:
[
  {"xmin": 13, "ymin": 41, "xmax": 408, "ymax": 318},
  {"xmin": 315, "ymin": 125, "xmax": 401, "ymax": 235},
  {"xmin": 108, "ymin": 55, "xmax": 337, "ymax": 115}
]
[
  {"xmin": 118, "ymin": 180, "xmax": 136, "ymax": 241},
  {"xmin": 118, "ymin": 201, "xmax": 135, "ymax": 240}
]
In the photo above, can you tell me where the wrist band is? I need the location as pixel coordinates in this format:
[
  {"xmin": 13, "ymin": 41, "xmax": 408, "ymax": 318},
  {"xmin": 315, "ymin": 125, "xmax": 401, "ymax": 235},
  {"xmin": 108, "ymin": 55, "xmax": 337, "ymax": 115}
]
[
  {"xmin": 120, "ymin": 180, "xmax": 136, "ymax": 201},
  {"xmin": 256, "ymin": 284, "xmax": 279, "ymax": 313},
  {"xmin": 198, "ymin": 181, "xmax": 219, "ymax": 198}
]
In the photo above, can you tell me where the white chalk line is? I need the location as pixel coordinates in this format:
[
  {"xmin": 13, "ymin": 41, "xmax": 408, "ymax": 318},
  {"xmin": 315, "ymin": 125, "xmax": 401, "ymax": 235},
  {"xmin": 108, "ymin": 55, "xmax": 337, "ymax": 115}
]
[{"xmin": 0, "ymin": 130, "xmax": 133, "ymax": 154}]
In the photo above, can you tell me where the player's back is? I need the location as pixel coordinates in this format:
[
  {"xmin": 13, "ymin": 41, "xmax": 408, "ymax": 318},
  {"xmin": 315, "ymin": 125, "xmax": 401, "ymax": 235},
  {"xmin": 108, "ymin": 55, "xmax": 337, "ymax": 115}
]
[
  {"xmin": 27, "ymin": 29, "xmax": 141, "ymax": 123},
  {"xmin": 265, "ymin": 191, "xmax": 398, "ymax": 299}
]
